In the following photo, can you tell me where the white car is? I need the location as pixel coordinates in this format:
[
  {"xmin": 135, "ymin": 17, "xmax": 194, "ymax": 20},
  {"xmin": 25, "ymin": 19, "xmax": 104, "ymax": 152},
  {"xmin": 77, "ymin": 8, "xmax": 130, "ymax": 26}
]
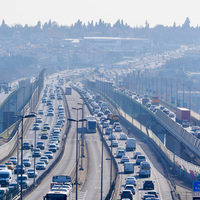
[
  {"xmin": 111, "ymin": 140, "xmax": 118, "ymax": 147},
  {"xmin": 105, "ymin": 128, "xmax": 112, "ymax": 135},
  {"xmin": 121, "ymin": 155, "xmax": 130, "ymax": 163},
  {"xmin": 115, "ymin": 125, "xmax": 122, "ymax": 132},
  {"xmin": 120, "ymin": 133, "xmax": 127, "ymax": 140},
  {"xmin": 108, "ymin": 133, "xmax": 116, "ymax": 140},
  {"xmin": 125, "ymin": 176, "xmax": 136, "ymax": 186},
  {"xmin": 133, "ymin": 151, "xmax": 142, "ymax": 159}
]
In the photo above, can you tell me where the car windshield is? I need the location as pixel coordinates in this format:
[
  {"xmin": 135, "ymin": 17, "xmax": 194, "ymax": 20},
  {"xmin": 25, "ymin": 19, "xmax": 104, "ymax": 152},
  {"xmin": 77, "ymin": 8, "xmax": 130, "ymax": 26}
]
[{"xmin": 0, "ymin": 174, "xmax": 9, "ymax": 178}]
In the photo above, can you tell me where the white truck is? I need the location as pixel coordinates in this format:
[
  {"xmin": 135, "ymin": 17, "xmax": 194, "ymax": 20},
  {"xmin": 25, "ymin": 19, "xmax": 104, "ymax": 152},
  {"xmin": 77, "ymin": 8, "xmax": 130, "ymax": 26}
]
[
  {"xmin": 124, "ymin": 162, "xmax": 134, "ymax": 173},
  {"xmin": 126, "ymin": 138, "xmax": 136, "ymax": 151}
]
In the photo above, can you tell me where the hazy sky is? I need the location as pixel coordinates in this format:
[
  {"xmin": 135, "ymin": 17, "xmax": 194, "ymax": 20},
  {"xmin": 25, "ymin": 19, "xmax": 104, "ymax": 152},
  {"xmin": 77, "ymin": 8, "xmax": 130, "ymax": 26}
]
[{"xmin": 0, "ymin": 0, "xmax": 199, "ymax": 28}]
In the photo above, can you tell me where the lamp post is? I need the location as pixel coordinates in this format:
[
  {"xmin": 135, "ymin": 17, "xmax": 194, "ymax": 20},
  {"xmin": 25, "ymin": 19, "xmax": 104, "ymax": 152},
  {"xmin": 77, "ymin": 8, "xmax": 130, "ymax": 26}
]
[
  {"xmin": 78, "ymin": 100, "xmax": 86, "ymax": 170},
  {"xmin": 100, "ymin": 118, "xmax": 106, "ymax": 200},
  {"xmin": 170, "ymin": 79, "xmax": 178, "ymax": 107},
  {"xmin": 68, "ymin": 109, "xmax": 86, "ymax": 200},
  {"xmin": 19, "ymin": 114, "xmax": 36, "ymax": 200},
  {"xmin": 183, "ymin": 84, "xmax": 191, "ymax": 110}
]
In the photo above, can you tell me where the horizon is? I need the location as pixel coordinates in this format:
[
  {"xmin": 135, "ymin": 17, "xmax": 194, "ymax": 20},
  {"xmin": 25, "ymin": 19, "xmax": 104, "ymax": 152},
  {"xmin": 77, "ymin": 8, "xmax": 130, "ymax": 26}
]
[{"xmin": 0, "ymin": 0, "xmax": 200, "ymax": 28}]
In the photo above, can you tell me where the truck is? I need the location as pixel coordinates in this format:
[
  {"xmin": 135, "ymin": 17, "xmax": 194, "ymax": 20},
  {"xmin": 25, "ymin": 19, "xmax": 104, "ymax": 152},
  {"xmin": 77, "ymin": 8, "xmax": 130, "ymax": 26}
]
[
  {"xmin": 107, "ymin": 114, "xmax": 119, "ymax": 124},
  {"xmin": 151, "ymin": 96, "xmax": 159, "ymax": 106},
  {"xmin": 176, "ymin": 107, "xmax": 190, "ymax": 127},
  {"xmin": 124, "ymin": 162, "xmax": 134, "ymax": 173},
  {"xmin": 43, "ymin": 175, "xmax": 72, "ymax": 200},
  {"xmin": 65, "ymin": 87, "xmax": 72, "ymax": 95}
]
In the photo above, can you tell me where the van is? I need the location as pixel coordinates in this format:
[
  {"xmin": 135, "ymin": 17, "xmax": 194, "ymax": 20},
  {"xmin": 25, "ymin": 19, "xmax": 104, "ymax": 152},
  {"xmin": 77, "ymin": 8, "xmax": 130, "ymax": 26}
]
[
  {"xmin": 124, "ymin": 162, "xmax": 134, "ymax": 173},
  {"xmin": 126, "ymin": 138, "xmax": 136, "ymax": 151},
  {"xmin": 0, "ymin": 170, "xmax": 12, "ymax": 186},
  {"xmin": 136, "ymin": 155, "xmax": 146, "ymax": 165},
  {"xmin": 139, "ymin": 161, "xmax": 151, "ymax": 177}
]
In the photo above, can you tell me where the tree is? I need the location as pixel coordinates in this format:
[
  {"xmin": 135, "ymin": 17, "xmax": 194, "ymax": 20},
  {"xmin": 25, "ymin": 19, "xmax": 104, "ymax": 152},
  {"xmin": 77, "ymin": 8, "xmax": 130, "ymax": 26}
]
[
  {"xmin": 145, "ymin": 20, "xmax": 149, "ymax": 29},
  {"xmin": 182, "ymin": 17, "xmax": 190, "ymax": 29}
]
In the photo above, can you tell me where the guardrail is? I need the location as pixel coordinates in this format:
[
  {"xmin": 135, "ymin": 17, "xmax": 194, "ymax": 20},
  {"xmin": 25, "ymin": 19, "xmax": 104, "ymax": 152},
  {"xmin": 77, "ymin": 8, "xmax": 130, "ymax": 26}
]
[{"xmin": 74, "ymin": 87, "xmax": 119, "ymax": 200}]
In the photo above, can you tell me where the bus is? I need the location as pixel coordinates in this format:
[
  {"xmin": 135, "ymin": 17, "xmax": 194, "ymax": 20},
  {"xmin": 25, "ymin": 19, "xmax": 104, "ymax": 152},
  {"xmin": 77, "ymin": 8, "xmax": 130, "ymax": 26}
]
[
  {"xmin": 65, "ymin": 87, "xmax": 72, "ymax": 95},
  {"xmin": 86, "ymin": 115, "xmax": 97, "ymax": 133},
  {"xmin": 43, "ymin": 189, "xmax": 72, "ymax": 200},
  {"xmin": 139, "ymin": 161, "xmax": 151, "ymax": 177}
]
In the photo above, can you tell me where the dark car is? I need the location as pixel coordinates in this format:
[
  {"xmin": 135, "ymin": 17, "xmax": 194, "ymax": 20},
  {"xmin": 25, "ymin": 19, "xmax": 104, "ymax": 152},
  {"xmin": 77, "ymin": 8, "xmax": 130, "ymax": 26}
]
[
  {"xmin": 163, "ymin": 108, "xmax": 169, "ymax": 115},
  {"xmin": 120, "ymin": 190, "xmax": 133, "ymax": 200},
  {"xmin": 143, "ymin": 180, "xmax": 154, "ymax": 190},
  {"xmin": 14, "ymin": 164, "xmax": 26, "ymax": 174}
]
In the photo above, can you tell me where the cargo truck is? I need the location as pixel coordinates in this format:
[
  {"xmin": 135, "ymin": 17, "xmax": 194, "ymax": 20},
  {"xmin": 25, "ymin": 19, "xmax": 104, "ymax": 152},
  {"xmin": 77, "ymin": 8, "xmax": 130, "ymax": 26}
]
[
  {"xmin": 176, "ymin": 107, "xmax": 190, "ymax": 127},
  {"xmin": 151, "ymin": 96, "xmax": 159, "ymax": 106}
]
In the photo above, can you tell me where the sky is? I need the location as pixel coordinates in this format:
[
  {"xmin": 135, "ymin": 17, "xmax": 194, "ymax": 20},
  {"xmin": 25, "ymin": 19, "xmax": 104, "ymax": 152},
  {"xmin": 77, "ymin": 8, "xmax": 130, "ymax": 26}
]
[{"xmin": 0, "ymin": 0, "xmax": 199, "ymax": 28}]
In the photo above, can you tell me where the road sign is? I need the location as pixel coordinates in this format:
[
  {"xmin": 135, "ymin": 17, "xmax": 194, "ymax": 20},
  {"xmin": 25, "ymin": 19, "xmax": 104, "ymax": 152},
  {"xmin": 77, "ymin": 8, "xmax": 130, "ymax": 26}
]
[
  {"xmin": 193, "ymin": 181, "xmax": 200, "ymax": 192},
  {"xmin": 193, "ymin": 192, "xmax": 200, "ymax": 196}
]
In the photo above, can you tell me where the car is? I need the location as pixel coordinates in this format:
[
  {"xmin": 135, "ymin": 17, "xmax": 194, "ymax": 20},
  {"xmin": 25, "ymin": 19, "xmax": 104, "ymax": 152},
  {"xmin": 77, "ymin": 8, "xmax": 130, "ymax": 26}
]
[
  {"xmin": 47, "ymin": 110, "xmax": 54, "ymax": 116},
  {"xmin": 121, "ymin": 155, "xmax": 130, "ymax": 163},
  {"xmin": 43, "ymin": 123, "xmax": 50, "ymax": 130},
  {"xmin": 8, "ymin": 183, "xmax": 19, "ymax": 190},
  {"xmin": 5, "ymin": 162, "xmax": 14, "ymax": 170},
  {"xmin": 125, "ymin": 177, "xmax": 136, "ymax": 186},
  {"xmin": 163, "ymin": 108, "xmax": 169, "ymax": 115},
  {"xmin": 143, "ymin": 180, "xmax": 155, "ymax": 190},
  {"xmin": 97, "ymin": 112, "xmax": 104, "ymax": 117},
  {"xmin": 103, "ymin": 122, "xmax": 109, "ymax": 128},
  {"xmin": 133, "ymin": 151, "xmax": 142, "ymax": 159},
  {"xmin": 105, "ymin": 127, "xmax": 112, "ymax": 135},
  {"xmin": 113, "ymin": 122, "xmax": 120, "ymax": 129},
  {"xmin": 124, "ymin": 184, "xmax": 135, "ymax": 195},
  {"xmin": 108, "ymin": 133, "xmax": 116, "ymax": 140},
  {"xmin": 111, "ymin": 140, "xmax": 118, "ymax": 147},
  {"xmin": 40, "ymin": 156, "xmax": 49, "ymax": 164},
  {"xmin": 52, "ymin": 136, "xmax": 60, "ymax": 143},
  {"xmin": 38, "ymin": 110, "xmax": 44, "ymax": 115},
  {"xmin": 169, "ymin": 112, "xmax": 175, "ymax": 118},
  {"xmin": 9, "ymin": 156, "xmax": 17, "ymax": 165},
  {"xmin": 115, "ymin": 125, "xmax": 122, "ymax": 132},
  {"xmin": 23, "ymin": 158, "xmax": 31, "ymax": 167},
  {"xmin": 153, "ymin": 107, "xmax": 159, "ymax": 113},
  {"xmin": 120, "ymin": 190, "xmax": 133, "ymax": 200},
  {"xmin": 116, "ymin": 149, "xmax": 125, "ymax": 158},
  {"xmin": 104, "ymin": 109, "xmax": 110, "ymax": 115},
  {"xmin": 32, "ymin": 148, "xmax": 41, "ymax": 157},
  {"xmin": 134, "ymin": 96, "xmax": 138, "ymax": 100},
  {"xmin": 33, "ymin": 123, "xmax": 40, "ymax": 130},
  {"xmin": 142, "ymin": 194, "xmax": 156, "ymax": 200},
  {"xmin": 48, "ymin": 144, "xmax": 57, "ymax": 153},
  {"xmin": 94, "ymin": 109, "xmax": 100, "ymax": 114},
  {"xmin": 41, "ymin": 133, "xmax": 48, "ymax": 139},
  {"xmin": 42, "ymin": 98, "xmax": 47, "ymax": 103},
  {"xmin": 17, "ymin": 174, "xmax": 29, "ymax": 189},
  {"xmin": 37, "ymin": 141, "xmax": 45, "ymax": 150},
  {"xmin": 23, "ymin": 142, "xmax": 31, "ymax": 150},
  {"xmin": 36, "ymin": 161, "xmax": 46, "ymax": 170},
  {"xmin": 36, "ymin": 117, "xmax": 43, "ymax": 123},
  {"xmin": 145, "ymin": 191, "xmax": 159, "ymax": 198},
  {"xmin": 150, "ymin": 105, "xmax": 156, "ymax": 111},
  {"xmin": 146, "ymin": 103, "xmax": 151, "ymax": 108},
  {"xmin": 44, "ymin": 151, "xmax": 53, "ymax": 159},
  {"xmin": 49, "ymin": 105, "xmax": 54, "ymax": 110},
  {"xmin": 27, "ymin": 168, "xmax": 37, "ymax": 178},
  {"xmin": 191, "ymin": 126, "xmax": 200, "ymax": 132},
  {"xmin": 159, "ymin": 106, "xmax": 165, "ymax": 110},
  {"xmin": 136, "ymin": 155, "xmax": 146, "ymax": 165},
  {"xmin": 14, "ymin": 164, "xmax": 26, "ymax": 174},
  {"xmin": 0, "ymin": 165, "xmax": 8, "ymax": 171},
  {"xmin": 47, "ymin": 100, "xmax": 52, "ymax": 106},
  {"xmin": 120, "ymin": 133, "xmax": 127, "ymax": 140}
]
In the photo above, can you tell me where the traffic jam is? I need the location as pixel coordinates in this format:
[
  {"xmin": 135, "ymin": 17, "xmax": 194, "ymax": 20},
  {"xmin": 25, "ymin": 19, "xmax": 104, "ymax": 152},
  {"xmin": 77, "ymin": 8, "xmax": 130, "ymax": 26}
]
[{"xmin": 75, "ymin": 84, "xmax": 160, "ymax": 200}]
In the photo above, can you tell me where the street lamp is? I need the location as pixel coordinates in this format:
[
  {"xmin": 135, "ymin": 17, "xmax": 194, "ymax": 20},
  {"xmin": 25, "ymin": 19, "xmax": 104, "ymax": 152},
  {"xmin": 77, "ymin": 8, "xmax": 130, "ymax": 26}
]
[
  {"xmin": 77, "ymin": 100, "xmax": 86, "ymax": 170},
  {"xmin": 19, "ymin": 114, "xmax": 36, "ymax": 200},
  {"xmin": 68, "ymin": 108, "xmax": 86, "ymax": 200}
]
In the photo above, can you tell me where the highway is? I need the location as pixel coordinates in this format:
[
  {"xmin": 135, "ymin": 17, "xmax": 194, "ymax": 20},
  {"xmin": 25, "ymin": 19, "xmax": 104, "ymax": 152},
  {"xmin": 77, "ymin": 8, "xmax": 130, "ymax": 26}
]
[{"xmin": 26, "ymin": 82, "xmax": 111, "ymax": 200}]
